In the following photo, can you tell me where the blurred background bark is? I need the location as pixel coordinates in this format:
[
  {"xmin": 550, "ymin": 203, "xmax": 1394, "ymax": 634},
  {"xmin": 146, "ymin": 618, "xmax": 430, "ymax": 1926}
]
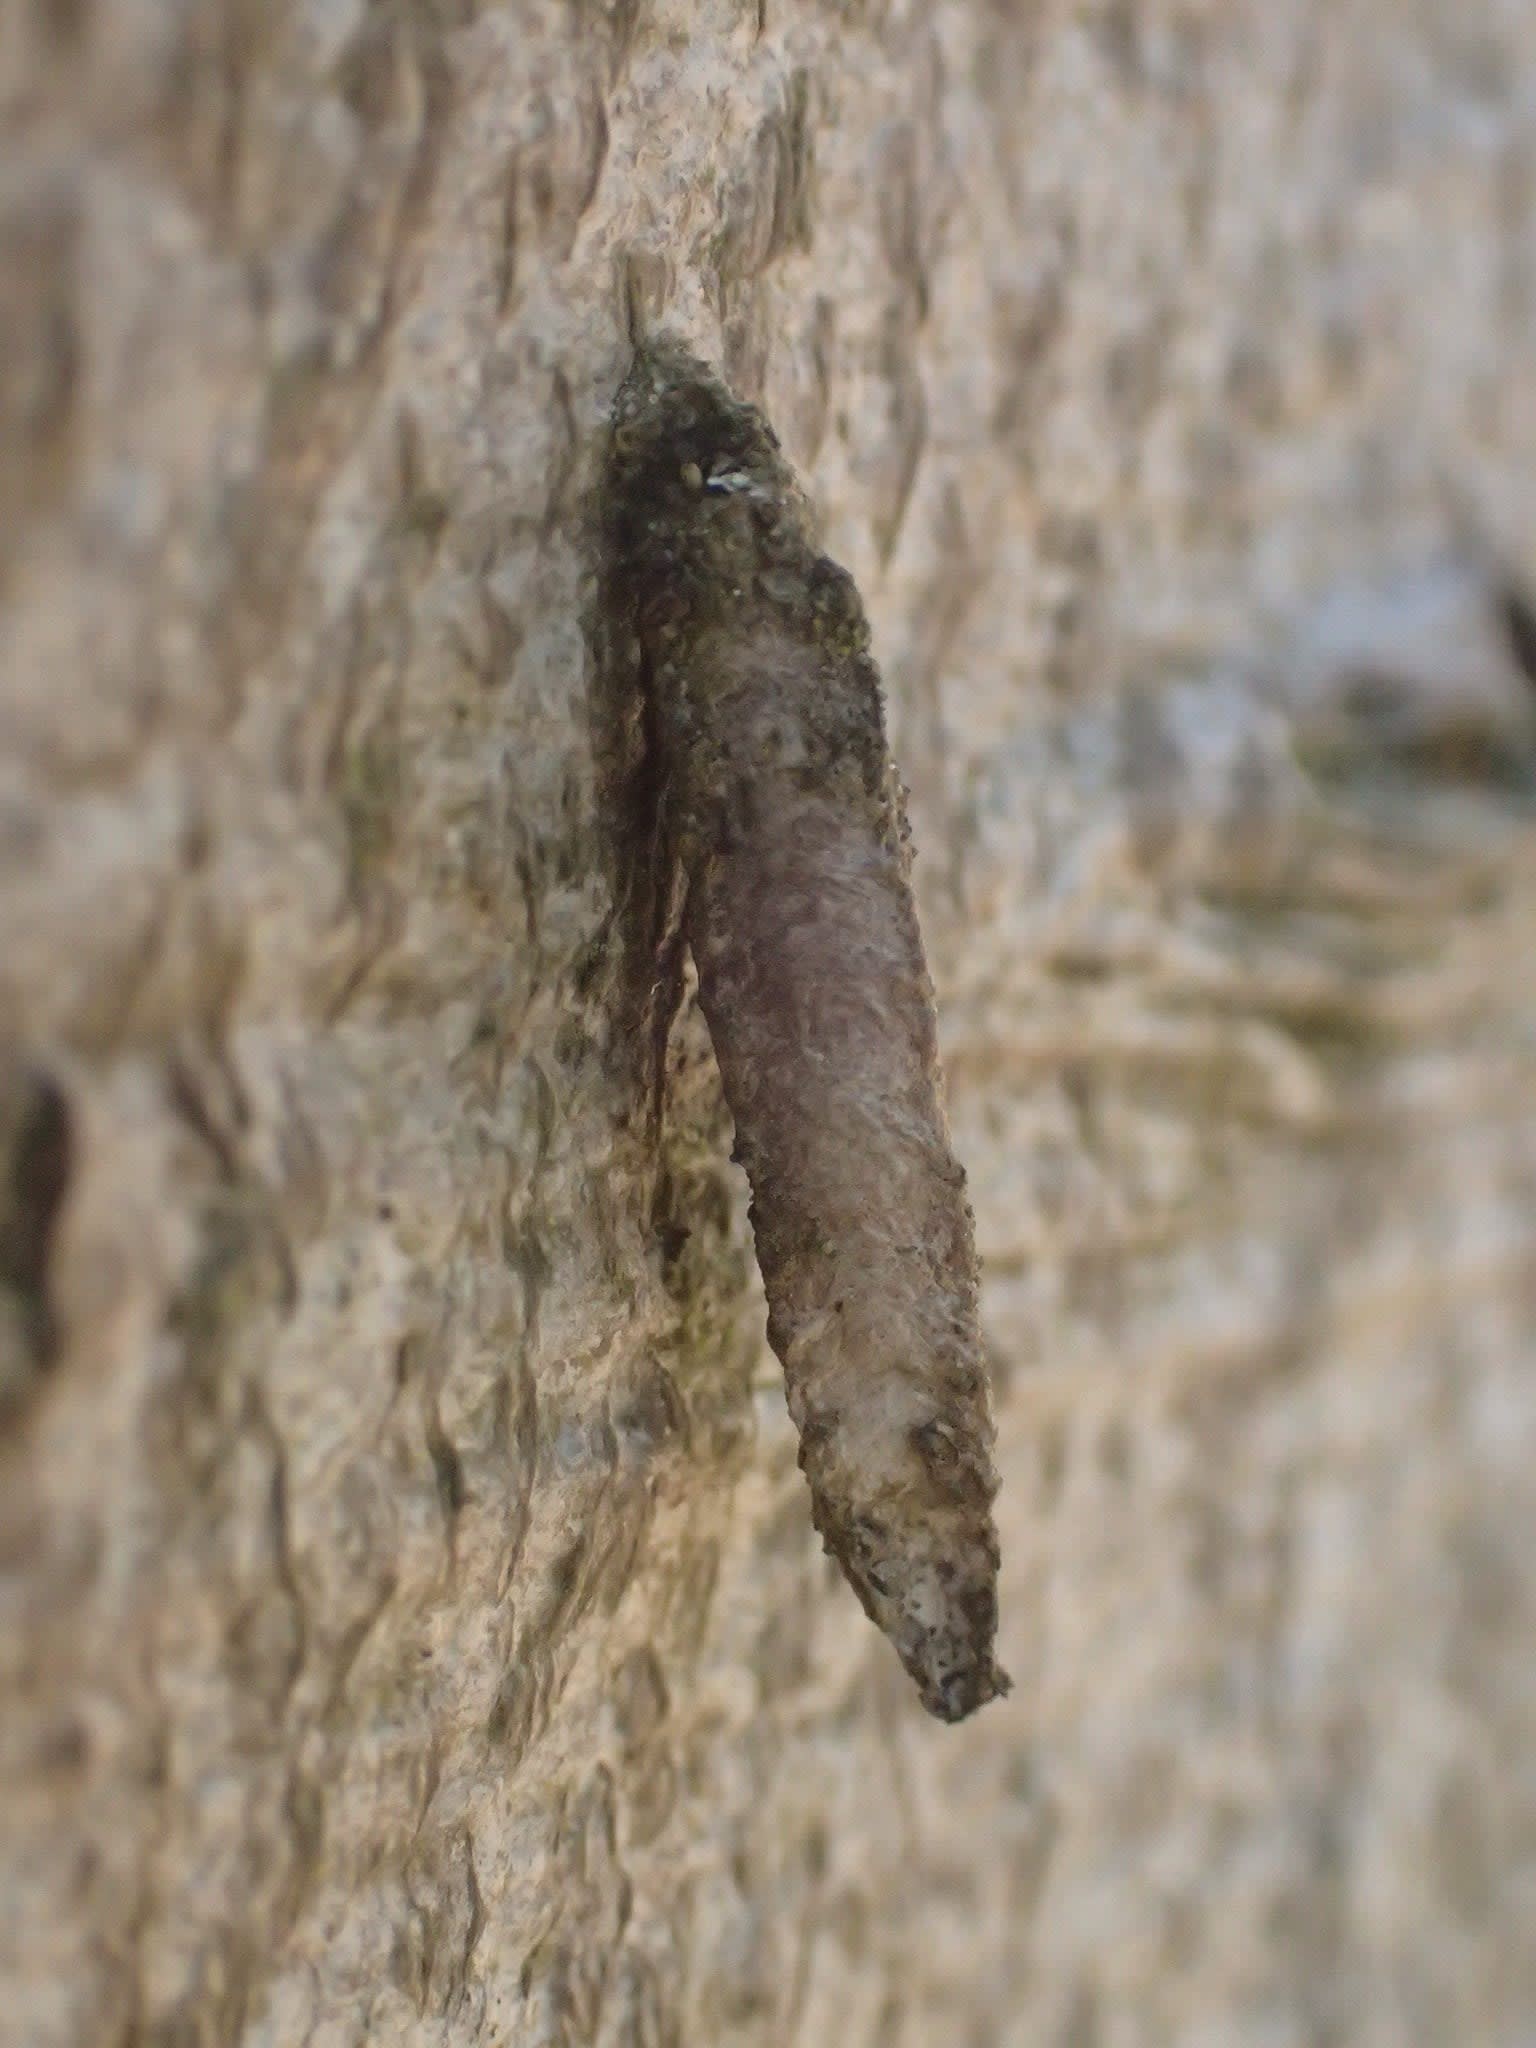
[{"xmin": 2, "ymin": 3, "xmax": 1534, "ymax": 2043}]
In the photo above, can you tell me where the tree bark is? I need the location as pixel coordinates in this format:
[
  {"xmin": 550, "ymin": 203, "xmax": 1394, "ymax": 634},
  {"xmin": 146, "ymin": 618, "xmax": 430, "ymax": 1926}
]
[{"xmin": 2, "ymin": 4, "xmax": 1534, "ymax": 2044}]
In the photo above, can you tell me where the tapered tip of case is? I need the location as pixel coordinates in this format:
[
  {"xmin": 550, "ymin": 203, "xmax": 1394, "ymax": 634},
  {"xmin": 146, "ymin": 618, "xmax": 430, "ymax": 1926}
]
[
  {"xmin": 820, "ymin": 1503, "xmax": 1007, "ymax": 1725},
  {"xmin": 920, "ymin": 1655, "xmax": 1012, "ymax": 1724}
]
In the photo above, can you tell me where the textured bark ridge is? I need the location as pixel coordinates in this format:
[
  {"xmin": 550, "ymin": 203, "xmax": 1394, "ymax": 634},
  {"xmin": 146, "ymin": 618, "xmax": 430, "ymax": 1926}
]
[
  {"xmin": 8, "ymin": 4, "xmax": 1536, "ymax": 2041},
  {"xmin": 604, "ymin": 341, "xmax": 1005, "ymax": 1719}
]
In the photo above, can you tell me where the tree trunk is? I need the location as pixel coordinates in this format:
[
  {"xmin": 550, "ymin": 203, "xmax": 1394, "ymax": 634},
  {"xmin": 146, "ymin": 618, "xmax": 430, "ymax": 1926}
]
[{"xmin": 2, "ymin": 3, "xmax": 1534, "ymax": 2044}]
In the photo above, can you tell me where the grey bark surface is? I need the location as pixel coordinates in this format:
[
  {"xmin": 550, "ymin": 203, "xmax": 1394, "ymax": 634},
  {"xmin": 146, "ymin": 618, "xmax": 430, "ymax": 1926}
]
[{"xmin": 2, "ymin": 4, "xmax": 1535, "ymax": 2046}]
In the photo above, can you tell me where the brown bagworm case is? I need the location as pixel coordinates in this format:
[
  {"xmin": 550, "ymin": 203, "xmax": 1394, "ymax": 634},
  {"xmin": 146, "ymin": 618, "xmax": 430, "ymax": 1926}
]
[{"xmin": 603, "ymin": 339, "xmax": 1006, "ymax": 1721}]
